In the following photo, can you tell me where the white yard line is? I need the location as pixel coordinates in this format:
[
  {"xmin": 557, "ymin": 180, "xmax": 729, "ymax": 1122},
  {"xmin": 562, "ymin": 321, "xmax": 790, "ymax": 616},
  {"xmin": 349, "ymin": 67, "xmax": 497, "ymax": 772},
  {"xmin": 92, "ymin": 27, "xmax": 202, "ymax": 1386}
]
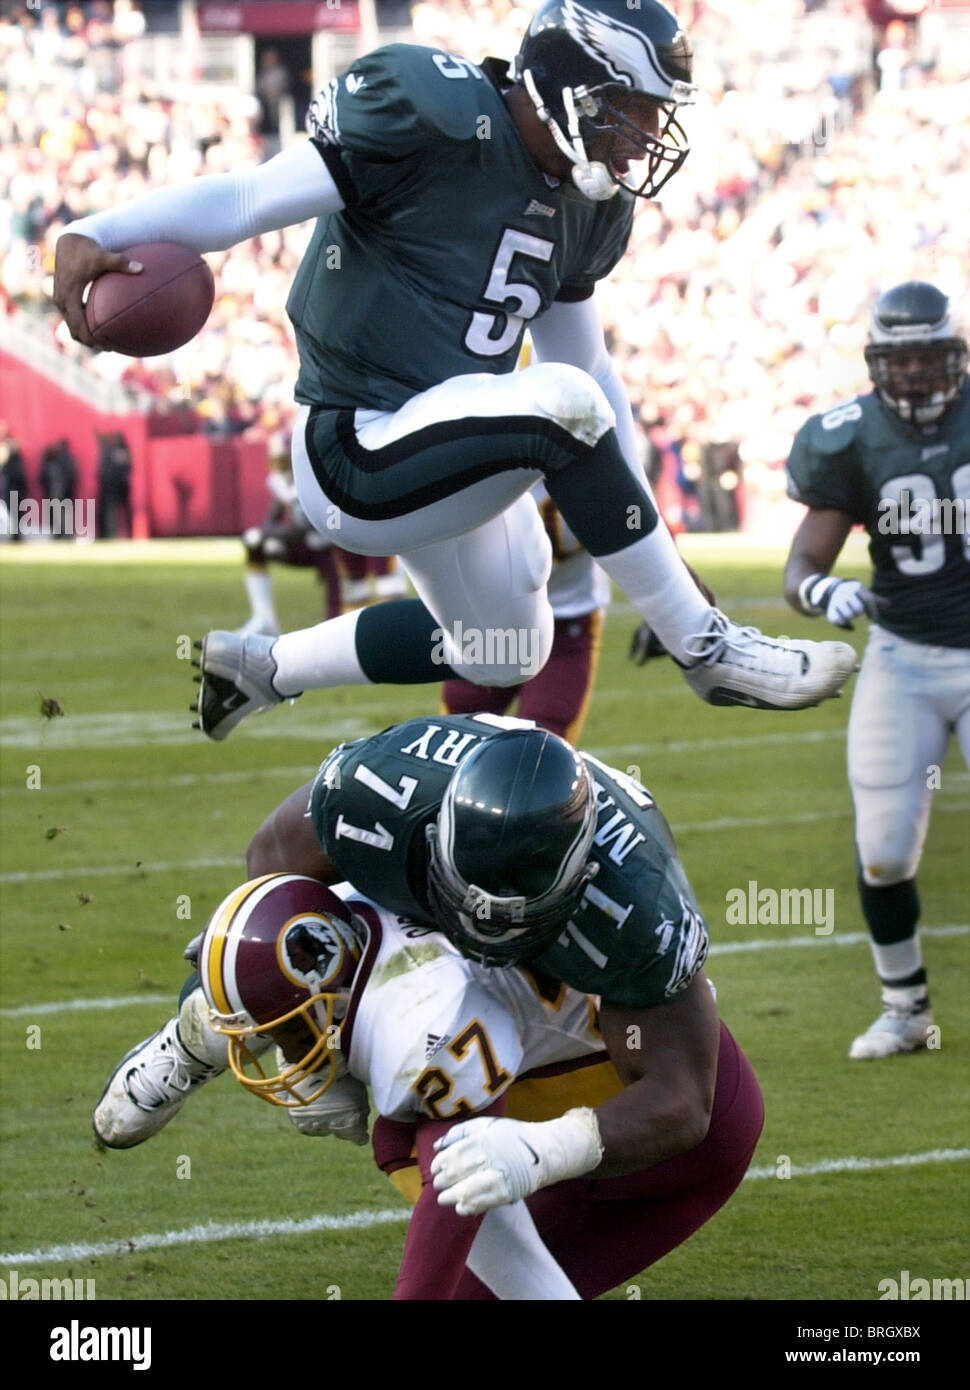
[
  {"xmin": 2, "ymin": 926, "xmax": 965, "ymax": 1020},
  {"xmin": 3, "ymin": 801, "xmax": 965, "ymax": 884},
  {"xmin": 0, "ymin": 994, "xmax": 172, "ymax": 1019},
  {"xmin": 2, "ymin": 1148, "xmax": 966, "ymax": 1267},
  {"xmin": 0, "ymin": 856, "xmax": 240, "ymax": 884},
  {"xmin": 706, "ymin": 924, "xmax": 969, "ymax": 955},
  {"xmin": 0, "ymin": 716, "xmax": 851, "ymax": 753}
]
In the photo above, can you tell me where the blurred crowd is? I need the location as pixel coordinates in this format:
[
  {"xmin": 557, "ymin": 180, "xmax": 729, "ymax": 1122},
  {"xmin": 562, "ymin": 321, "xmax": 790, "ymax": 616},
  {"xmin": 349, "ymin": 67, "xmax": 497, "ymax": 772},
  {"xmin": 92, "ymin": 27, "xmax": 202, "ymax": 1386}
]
[
  {"xmin": 1, "ymin": 0, "xmax": 307, "ymax": 435},
  {"xmin": 2, "ymin": 0, "xmax": 968, "ymax": 528}
]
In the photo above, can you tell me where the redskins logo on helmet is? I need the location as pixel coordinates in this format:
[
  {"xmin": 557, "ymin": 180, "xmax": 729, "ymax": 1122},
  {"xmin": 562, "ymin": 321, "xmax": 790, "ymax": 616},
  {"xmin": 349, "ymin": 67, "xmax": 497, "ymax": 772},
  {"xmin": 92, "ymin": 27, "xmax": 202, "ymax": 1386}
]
[{"xmin": 199, "ymin": 874, "xmax": 362, "ymax": 1108}]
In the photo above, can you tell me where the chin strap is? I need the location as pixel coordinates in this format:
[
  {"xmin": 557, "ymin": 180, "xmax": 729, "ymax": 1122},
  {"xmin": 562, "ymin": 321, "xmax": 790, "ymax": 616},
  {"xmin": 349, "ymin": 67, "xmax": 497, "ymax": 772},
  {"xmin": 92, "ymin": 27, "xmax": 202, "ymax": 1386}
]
[{"xmin": 523, "ymin": 69, "xmax": 618, "ymax": 202}]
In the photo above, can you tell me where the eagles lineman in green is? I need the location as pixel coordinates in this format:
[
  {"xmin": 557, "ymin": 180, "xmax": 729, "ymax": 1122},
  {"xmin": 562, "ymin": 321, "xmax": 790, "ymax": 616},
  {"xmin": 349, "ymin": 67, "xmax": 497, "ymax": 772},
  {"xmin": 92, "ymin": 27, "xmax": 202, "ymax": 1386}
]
[
  {"xmin": 785, "ymin": 281, "xmax": 970, "ymax": 1061},
  {"xmin": 310, "ymin": 713, "xmax": 709, "ymax": 1009}
]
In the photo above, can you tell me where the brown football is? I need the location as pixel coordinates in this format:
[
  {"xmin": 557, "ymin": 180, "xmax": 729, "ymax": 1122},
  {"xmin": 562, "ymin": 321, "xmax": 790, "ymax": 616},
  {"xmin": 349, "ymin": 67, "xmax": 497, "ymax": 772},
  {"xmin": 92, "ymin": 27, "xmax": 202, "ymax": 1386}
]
[{"xmin": 84, "ymin": 242, "xmax": 215, "ymax": 356}]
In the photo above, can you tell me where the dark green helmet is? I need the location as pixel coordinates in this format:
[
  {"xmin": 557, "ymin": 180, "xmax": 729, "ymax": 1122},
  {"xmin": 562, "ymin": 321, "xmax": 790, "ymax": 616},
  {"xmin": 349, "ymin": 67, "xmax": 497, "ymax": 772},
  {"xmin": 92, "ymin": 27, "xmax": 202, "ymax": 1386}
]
[
  {"xmin": 426, "ymin": 729, "xmax": 598, "ymax": 966},
  {"xmin": 512, "ymin": 0, "xmax": 695, "ymax": 201},
  {"xmin": 864, "ymin": 281, "xmax": 968, "ymax": 426}
]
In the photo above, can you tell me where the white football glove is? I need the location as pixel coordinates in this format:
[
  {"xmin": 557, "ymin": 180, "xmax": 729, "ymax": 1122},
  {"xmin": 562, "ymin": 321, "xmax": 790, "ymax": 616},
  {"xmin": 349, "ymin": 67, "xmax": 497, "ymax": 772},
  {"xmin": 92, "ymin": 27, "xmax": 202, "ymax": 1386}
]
[
  {"xmin": 280, "ymin": 1058, "xmax": 370, "ymax": 1144},
  {"xmin": 430, "ymin": 1110, "xmax": 603, "ymax": 1216},
  {"xmin": 802, "ymin": 575, "xmax": 886, "ymax": 630}
]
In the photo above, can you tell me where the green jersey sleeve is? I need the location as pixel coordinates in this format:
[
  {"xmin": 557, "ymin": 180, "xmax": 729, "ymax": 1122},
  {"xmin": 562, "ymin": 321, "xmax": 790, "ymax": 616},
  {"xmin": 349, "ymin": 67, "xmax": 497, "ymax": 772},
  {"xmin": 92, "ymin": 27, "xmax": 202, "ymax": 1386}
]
[
  {"xmin": 785, "ymin": 404, "xmax": 868, "ymax": 521},
  {"xmin": 307, "ymin": 45, "xmax": 484, "ymax": 201}
]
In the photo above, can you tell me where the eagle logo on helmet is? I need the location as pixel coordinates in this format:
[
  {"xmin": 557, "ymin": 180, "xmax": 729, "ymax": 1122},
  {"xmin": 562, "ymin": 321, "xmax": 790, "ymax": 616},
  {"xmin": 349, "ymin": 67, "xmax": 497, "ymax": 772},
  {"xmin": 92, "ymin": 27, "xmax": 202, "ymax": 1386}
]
[
  {"xmin": 426, "ymin": 729, "xmax": 599, "ymax": 967},
  {"xmin": 561, "ymin": 0, "xmax": 689, "ymax": 97},
  {"xmin": 515, "ymin": 0, "xmax": 695, "ymax": 202}
]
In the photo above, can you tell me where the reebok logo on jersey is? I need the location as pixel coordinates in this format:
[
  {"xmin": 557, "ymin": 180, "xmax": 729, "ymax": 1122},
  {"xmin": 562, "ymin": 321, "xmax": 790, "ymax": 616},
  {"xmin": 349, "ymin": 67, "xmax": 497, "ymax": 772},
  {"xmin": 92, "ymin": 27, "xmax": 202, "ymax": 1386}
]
[
  {"xmin": 524, "ymin": 199, "xmax": 557, "ymax": 217},
  {"xmin": 921, "ymin": 443, "xmax": 949, "ymax": 461},
  {"xmin": 425, "ymin": 1033, "xmax": 451, "ymax": 1059},
  {"xmin": 345, "ymin": 73, "xmax": 366, "ymax": 94}
]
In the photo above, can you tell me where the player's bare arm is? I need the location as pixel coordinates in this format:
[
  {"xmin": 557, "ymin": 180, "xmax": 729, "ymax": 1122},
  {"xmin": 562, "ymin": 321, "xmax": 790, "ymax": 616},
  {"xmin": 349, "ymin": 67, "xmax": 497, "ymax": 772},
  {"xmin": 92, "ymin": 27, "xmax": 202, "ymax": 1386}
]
[
  {"xmin": 430, "ymin": 975, "xmax": 722, "ymax": 1213},
  {"xmin": 784, "ymin": 507, "xmax": 854, "ymax": 610},
  {"xmin": 593, "ymin": 973, "xmax": 720, "ymax": 1177},
  {"xmin": 785, "ymin": 507, "xmax": 883, "ymax": 629},
  {"xmin": 246, "ymin": 779, "xmax": 338, "ymax": 882}
]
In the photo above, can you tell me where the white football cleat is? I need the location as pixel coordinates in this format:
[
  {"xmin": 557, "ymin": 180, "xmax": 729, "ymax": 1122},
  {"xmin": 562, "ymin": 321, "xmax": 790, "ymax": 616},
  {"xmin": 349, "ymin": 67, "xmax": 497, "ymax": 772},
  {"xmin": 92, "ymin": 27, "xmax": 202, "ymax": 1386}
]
[
  {"xmin": 680, "ymin": 610, "xmax": 857, "ymax": 710},
  {"xmin": 193, "ymin": 629, "xmax": 287, "ymax": 741},
  {"xmin": 848, "ymin": 989, "xmax": 933, "ymax": 1060},
  {"xmin": 93, "ymin": 1019, "xmax": 222, "ymax": 1149}
]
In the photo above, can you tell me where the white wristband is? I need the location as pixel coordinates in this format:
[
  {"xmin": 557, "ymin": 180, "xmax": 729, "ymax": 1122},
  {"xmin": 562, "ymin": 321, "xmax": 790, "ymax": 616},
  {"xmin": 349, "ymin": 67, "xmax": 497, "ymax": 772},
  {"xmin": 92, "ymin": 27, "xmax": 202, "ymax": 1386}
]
[{"xmin": 797, "ymin": 573, "xmax": 828, "ymax": 616}]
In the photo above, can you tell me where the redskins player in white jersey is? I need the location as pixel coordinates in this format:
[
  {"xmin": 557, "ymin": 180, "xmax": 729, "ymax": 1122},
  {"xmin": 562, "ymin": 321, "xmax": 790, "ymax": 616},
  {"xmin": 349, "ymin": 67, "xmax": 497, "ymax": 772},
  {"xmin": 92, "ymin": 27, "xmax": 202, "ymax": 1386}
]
[{"xmin": 177, "ymin": 872, "xmax": 763, "ymax": 1300}]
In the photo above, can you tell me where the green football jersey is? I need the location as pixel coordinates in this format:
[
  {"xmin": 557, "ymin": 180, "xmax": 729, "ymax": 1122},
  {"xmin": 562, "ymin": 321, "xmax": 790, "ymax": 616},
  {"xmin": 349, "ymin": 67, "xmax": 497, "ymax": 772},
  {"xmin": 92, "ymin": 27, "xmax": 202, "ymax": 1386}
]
[
  {"xmin": 786, "ymin": 385, "xmax": 970, "ymax": 649},
  {"xmin": 310, "ymin": 714, "xmax": 709, "ymax": 1010},
  {"xmin": 288, "ymin": 45, "xmax": 634, "ymax": 411}
]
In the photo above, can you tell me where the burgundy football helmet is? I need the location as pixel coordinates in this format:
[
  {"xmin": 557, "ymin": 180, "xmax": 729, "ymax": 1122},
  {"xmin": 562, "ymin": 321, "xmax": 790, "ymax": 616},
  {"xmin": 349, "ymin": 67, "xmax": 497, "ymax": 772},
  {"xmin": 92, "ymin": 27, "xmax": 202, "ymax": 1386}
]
[{"xmin": 198, "ymin": 874, "xmax": 362, "ymax": 1107}]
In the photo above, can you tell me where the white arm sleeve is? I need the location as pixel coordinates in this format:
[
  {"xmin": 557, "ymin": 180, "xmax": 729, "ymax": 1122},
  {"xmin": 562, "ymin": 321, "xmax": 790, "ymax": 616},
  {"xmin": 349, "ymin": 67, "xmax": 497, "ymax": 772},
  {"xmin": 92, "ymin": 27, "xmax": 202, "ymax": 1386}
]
[
  {"xmin": 530, "ymin": 297, "xmax": 652, "ymax": 496},
  {"xmin": 61, "ymin": 140, "xmax": 345, "ymax": 255}
]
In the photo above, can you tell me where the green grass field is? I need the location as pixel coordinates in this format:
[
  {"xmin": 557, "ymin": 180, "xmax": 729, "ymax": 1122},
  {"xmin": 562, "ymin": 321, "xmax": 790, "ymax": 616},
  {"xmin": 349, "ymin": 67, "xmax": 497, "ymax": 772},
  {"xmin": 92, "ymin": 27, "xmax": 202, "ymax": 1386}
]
[{"xmin": 1, "ymin": 535, "xmax": 967, "ymax": 1302}]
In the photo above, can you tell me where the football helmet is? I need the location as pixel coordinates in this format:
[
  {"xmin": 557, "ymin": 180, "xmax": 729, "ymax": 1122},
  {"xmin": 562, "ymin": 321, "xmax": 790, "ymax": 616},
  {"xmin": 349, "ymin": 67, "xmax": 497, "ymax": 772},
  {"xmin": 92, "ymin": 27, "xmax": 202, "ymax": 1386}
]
[
  {"xmin": 864, "ymin": 281, "xmax": 969, "ymax": 426},
  {"xmin": 512, "ymin": 0, "xmax": 695, "ymax": 201},
  {"xmin": 198, "ymin": 874, "xmax": 362, "ymax": 1107},
  {"xmin": 425, "ymin": 729, "xmax": 599, "ymax": 967}
]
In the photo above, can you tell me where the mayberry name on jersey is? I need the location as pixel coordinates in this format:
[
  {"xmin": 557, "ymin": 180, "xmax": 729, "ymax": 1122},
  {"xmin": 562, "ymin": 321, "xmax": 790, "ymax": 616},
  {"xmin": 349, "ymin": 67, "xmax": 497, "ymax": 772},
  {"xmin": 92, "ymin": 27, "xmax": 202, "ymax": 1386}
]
[{"xmin": 312, "ymin": 715, "xmax": 709, "ymax": 1008}]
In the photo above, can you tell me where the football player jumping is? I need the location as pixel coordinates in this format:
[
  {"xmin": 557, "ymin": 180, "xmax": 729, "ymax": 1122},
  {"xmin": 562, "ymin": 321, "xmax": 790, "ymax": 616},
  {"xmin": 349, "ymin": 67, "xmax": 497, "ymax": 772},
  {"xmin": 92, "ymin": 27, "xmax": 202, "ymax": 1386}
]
[
  {"xmin": 93, "ymin": 716, "xmax": 763, "ymax": 1297},
  {"xmin": 177, "ymin": 871, "xmax": 762, "ymax": 1300},
  {"xmin": 784, "ymin": 282, "xmax": 970, "ymax": 1060},
  {"xmin": 53, "ymin": 1, "xmax": 855, "ymax": 733}
]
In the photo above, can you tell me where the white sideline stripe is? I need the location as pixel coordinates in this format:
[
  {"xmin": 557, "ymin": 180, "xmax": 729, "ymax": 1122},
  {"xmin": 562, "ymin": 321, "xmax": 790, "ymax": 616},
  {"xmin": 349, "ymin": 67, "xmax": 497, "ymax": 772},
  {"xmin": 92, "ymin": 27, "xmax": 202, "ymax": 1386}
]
[
  {"xmin": 3, "ymin": 1148, "xmax": 967, "ymax": 1267},
  {"xmin": 4, "ymin": 800, "xmax": 966, "ymax": 884},
  {"xmin": 3, "ymin": 926, "xmax": 965, "ymax": 1021}
]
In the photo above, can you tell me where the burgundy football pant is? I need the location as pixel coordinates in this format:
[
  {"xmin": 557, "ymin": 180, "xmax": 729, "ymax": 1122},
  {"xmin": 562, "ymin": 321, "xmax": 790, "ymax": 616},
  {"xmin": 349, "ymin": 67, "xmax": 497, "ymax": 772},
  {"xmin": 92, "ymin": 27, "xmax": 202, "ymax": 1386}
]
[
  {"xmin": 442, "ymin": 610, "xmax": 601, "ymax": 741},
  {"xmin": 375, "ymin": 1023, "xmax": 764, "ymax": 1300}
]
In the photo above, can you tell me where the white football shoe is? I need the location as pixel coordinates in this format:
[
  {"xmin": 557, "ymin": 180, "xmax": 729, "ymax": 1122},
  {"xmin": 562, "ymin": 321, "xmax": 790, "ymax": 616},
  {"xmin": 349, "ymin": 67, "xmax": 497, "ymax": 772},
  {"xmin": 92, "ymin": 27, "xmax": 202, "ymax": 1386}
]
[
  {"xmin": 93, "ymin": 1019, "xmax": 222, "ymax": 1149},
  {"xmin": 680, "ymin": 610, "xmax": 857, "ymax": 710},
  {"xmin": 193, "ymin": 629, "xmax": 287, "ymax": 741},
  {"xmin": 848, "ymin": 988, "xmax": 933, "ymax": 1060}
]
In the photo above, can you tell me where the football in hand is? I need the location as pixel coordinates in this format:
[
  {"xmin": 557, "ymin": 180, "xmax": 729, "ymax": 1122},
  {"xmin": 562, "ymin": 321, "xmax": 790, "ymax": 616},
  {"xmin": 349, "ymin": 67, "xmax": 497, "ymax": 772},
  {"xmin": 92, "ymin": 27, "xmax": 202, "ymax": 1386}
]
[{"xmin": 84, "ymin": 242, "xmax": 215, "ymax": 356}]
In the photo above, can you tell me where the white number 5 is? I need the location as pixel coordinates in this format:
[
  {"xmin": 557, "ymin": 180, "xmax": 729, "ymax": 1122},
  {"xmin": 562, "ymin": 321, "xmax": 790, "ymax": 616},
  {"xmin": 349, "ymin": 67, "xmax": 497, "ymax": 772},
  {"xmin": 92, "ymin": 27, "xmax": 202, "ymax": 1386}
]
[{"xmin": 465, "ymin": 228, "xmax": 555, "ymax": 357}]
